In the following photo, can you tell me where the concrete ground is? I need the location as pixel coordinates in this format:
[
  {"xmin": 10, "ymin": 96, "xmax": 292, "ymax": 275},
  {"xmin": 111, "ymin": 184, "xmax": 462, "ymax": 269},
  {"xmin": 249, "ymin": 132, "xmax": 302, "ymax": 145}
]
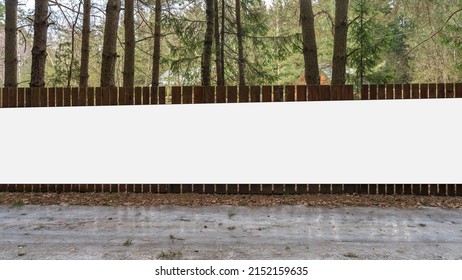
[{"xmin": 1, "ymin": 205, "xmax": 461, "ymax": 260}]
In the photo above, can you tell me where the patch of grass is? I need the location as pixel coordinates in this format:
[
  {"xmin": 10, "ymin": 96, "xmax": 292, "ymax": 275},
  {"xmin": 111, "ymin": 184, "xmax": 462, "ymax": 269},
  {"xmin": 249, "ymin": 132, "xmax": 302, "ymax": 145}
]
[
  {"xmin": 343, "ymin": 252, "xmax": 359, "ymax": 258},
  {"xmin": 227, "ymin": 226, "xmax": 236, "ymax": 230},
  {"xmin": 228, "ymin": 211, "xmax": 236, "ymax": 219},
  {"xmin": 285, "ymin": 245, "xmax": 290, "ymax": 251},
  {"xmin": 10, "ymin": 200, "xmax": 25, "ymax": 208},
  {"xmin": 158, "ymin": 250, "xmax": 183, "ymax": 260},
  {"xmin": 123, "ymin": 238, "xmax": 133, "ymax": 246}
]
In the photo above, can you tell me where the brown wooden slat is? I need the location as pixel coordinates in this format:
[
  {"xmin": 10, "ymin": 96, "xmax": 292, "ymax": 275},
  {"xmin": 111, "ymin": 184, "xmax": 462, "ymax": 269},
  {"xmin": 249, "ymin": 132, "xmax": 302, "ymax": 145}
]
[
  {"xmin": 456, "ymin": 83, "xmax": 462, "ymax": 98},
  {"xmin": 95, "ymin": 87, "xmax": 102, "ymax": 105},
  {"xmin": 331, "ymin": 85, "xmax": 342, "ymax": 101},
  {"xmin": 395, "ymin": 184, "xmax": 403, "ymax": 195},
  {"xmin": 402, "ymin": 84, "xmax": 411, "ymax": 99},
  {"xmin": 151, "ymin": 87, "xmax": 158, "ymax": 104},
  {"xmin": 394, "ymin": 84, "xmax": 402, "ymax": 99},
  {"xmin": 295, "ymin": 184, "xmax": 307, "ymax": 194},
  {"xmin": 55, "ymin": 88, "xmax": 63, "ymax": 106},
  {"xmin": 239, "ymin": 184, "xmax": 250, "ymax": 194},
  {"xmin": 319, "ymin": 85, "xmax": 331, "ymax": 101},
  {"xmin": 172, "ymin": 86, "xmax": 182, "ymax": 104},
  {"xmin": 437, "ymin": 184, "xmax": 447, "ymax": 196},
  {"xmin": 125, "ymin": 87, "xmax": 134, "ymax": 105},
  {"xmin": 204, "ymin": 86, "xmax": 215, "ymax": 103},
  {"xmin": 193, "ymin": 86, "xmax": 204, "ymax": 103},
  {"xmin": 344, "ymin": 184, "xmax": 355, "ymax": 194},
  {"xmin": 369, "ymin": 85, "xmax": 378, "ymax": 100},
  {"xmin": 159, "ymin": 87, "xmax": 166, "ymax": 104},
  {"xmin": 332, "ymin": 184, "xmax": 342, "ymax": 194},
  {"xmin": 110, "ymin": 87, "xmax": 118, "ymax": 105},
  {"xmin": 262, "ymin": 184, "xmax": 272, "ymax": 194},
  {"xmin": 17, "ymin": 88, "xmax": 25, "ymax": 107},
  {"xmin": 183, "ymin": 184, "xmax": 193, "ymax": 193},
  {"xmin": 430, "ymin": 184, "xmax": 438, "ymax": 196},
  {"xmin": 250, "ymin": 86, "xmax": 261, "ymax": 102},
  {"xmin": 286, "ymin": 184, "xmax": 296, "ymax": 194},
  {"xmin": 216, "ymin": 86, "xmax": 226, "ymax": 103},
  {"xmin": 285, "ymin": 86, "xmax": 295, "ymax": 101},
  {"xmin": 378, "ymin": 184, "xmax": 386, "ymax": 195},
  {"xmin": 102, "ymin": 87, "xmax": 110, "ymax": 105},
  {"xmin": 238, "ymin": 86, "xmax": 249, "ymax": 102},
  {"xmin": 32, "ymin": 87, "xmax": 41, "ymax": 107},
  {"xmin": 360, "ymin": 84, "xmax": 368, "ymax": 100},
  {"xmin": 369, "ymin": 184, "xmax": 377, "ymax": 195},
  {"xmin": 447, "ymin": 184, "xmax": 455, "ymax": 196},
  {"xmin": 420, "ymin": 184, "xmax": 428, "ymax": 195},
  {"xmin": 445, "ymin": 83, "xmax": 455, "ymax": 98},
  {"xmin": 308, "ymin": 184, "xmax": 319, "ymax": 194},
  {"xmin": 71, "ymin": 87, "xmax": 79, "ymax": 106},
  {"xmin": 307, "ymin": 85, "xmax": 319, "ymax": 101},
  {"xmin": 142, "ymin": 87, "xmax": 150, "ymax": 104},
  {"xmin": 0, "ymin": 88, "xmax": 4, "ymax": 108},
  {"xmin": 135, "ymin": 87, "xmax": 142, "ymax": 105},
  {"xmin": 344, "ymin": 85, "xmax": 354, "ymax": 100},
  {"xmin": 204, "ymin": 184, "xmax": 215, "ymax": 194},
  {"xmin": 48, "ymin": 88, "xmax": 55, "ymax": 107},
  {"xmin": 79, "ymin": 87, "xmax": 87, "ymax": 106},
  {"xmin": 227, "ymin": 86, "xmax": 238, "ymax": 103},
  {"xmin": 8, "ymin": 87, "xmax": 17, "ymax": 107},
  {"xmin": 273, "ymin": 184, "xmax": 283, "ymax": 194},
  {"xmin": 428, "ymin": 83, "xmax": 436, "ymax": 98},
  {"xmin": 420, "ymin": 84, "xmax": 428, "ymax": 99},
  {"xmin": 262, "ymin": 85, "xmax": 272, "ymax": 102},
  {"xmin": 183, "ymin": 86, "xmax": 193, "ymax": 104},
  {"xmin": 359, "ymin": 184, "xmax": 368, "ymax": 194},
  {"xmin": 437, "ymin": 83, "xmax": 445, "ymax": 98},
  {"xmin": 40, "ymin": 87, "xmax": 48, "ymax": 107},
  {"xmin": 403, "ymin": 184, "xmax": 412, "ymax": 195},
  {"xmin": 412, "ymin": 184, "xmax": 421, "ymax": 195},
  {"xmin": 193, "ymin": 184, "xmax": 203, "ymax": 194},
  {"xmin": 457, "ymin": 185, "xmax": 462, "ymax": 196},
  {"xmin": 273, "ymin": 85, "xmax": 283, "ymax": 102},
  {"xmin": 320, "ymin": 184, "xmax": 331, "ymax": 194},
  {"xmin": 378, "ymin": 84, "xmax": 386, "ymax": 99},
  {"xmin": 411, "ymin": 84, "xmax": 420, "ymax": 99},
  {"xmin": 250, "ymin": 184, "xmax": 260, "ymax": 194},
  {"xmin": 386, "ymin": 84, "xmax": 394, "ymax": 99},
  {"xmin": 118, "ymin": 87, "xmax": 126, "ymax": 105},
  {"xmin": 227, "ymin": 184, "xmax": 237, "ymax": 194}
]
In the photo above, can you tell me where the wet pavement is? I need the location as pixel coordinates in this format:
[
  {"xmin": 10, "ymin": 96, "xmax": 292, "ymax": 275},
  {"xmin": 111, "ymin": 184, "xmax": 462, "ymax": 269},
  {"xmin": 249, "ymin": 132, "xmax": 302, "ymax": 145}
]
[{"xmin": 1, "ymin": 205, "xmax": 461, "ymax": 260}]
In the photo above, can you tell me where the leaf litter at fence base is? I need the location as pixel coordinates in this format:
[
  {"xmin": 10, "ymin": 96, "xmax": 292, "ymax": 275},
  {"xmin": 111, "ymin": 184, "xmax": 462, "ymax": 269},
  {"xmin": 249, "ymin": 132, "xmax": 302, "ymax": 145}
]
[{"xmin": 0, "ymin": 193, "xmax": 461, "ymax": 209}]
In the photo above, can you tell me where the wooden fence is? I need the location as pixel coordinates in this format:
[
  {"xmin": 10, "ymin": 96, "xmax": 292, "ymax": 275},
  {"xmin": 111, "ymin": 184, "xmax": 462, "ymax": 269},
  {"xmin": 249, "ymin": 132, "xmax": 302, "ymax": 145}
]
[
  {"xmin": 1, "ymin": 84, "xmax": 461, "ymax": 196},
  {"xmin": 0, "ymin": 85, "xmax": 353, "ymax": 108},
  {"xmin": 360, "ymin": 83, "xmax": 462, "ymax": 100}
]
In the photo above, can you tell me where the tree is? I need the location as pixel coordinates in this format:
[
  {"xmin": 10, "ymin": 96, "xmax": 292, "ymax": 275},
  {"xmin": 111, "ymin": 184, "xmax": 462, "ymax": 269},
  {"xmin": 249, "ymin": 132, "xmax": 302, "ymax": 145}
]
[
  {"xmin": 331, "ymin": 0, "xmax": 349, "ymax": 85},
  {"xmin": 30, "ymin": 0, "xmax": 49, "ymax": 87},
  {"xmin": 300, "ymin": 0, "xmax": 320, "ymax": 85},
  {"xmin": 214, "ymin": 0, "xmax": 224, "ymax": 85},
  {"xmin": 123, "ymin": 0, "xmax": 135, "ymax": 87},
  {"xmin": 151, "ymin": 0, "xmax": 162, "ymax": 86},
  {"xmin": 4, "ymin": 0, "xmax": 18, "ymax": 87},
  {"xmin": 235, "ymin": 0, "xmax": 245, "ymax": 85},
  {"xmin": 80, "ymin": 0, "xmax": 91, "ymax": 88},
  {"xmin": 100, "ymin": 0, "xmax": 120, "ymax": 87},
  {"xmin": 202, "ymin": 0, "xmax": 214, "ymax": 86}
]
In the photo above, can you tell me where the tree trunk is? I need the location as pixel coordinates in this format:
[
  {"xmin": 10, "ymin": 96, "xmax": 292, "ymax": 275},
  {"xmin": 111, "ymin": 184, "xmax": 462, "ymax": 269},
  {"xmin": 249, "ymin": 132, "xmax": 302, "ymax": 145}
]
[
  {"xmin": 123, "ymin": 0, "xmax": 135, "ymax": 87},
  {"xmin": 151, "ymin": 0, "xmax": 162, "ymax": 87},
  {"xmin": 331, "ymin": 0, "xmax": 349, "ymax": 85},
  {"xmin": 214, "ymin": 0, "xmax": 223, "ymax": 86},
  {"xmin": 5, "ymin": 0, "xmax": 18, "ymax": 87},
  {"xmin": 300, "ymin": 0, "xmax": 320, "ymax": 85},
  {"xmin": 79, "ymin": 0, "xmax": 91, "ymax": 88},
  {"xmin": 30, "ymin": 0, "xmax": 48, "ymax": 87},
  {"xmin": 235, "ymin": 0, "xmax": 245, "ymax": 85},
  {"xmin": 100, "ymin": 0, "xmax": 120, "ymax": 87},
  {"xmin": 201, "ymin": 0, "xmax": 214, "ymax": 86},
  {"xmin": 220, "ymin": 0, "xmax": 225, "ymax": 84}
]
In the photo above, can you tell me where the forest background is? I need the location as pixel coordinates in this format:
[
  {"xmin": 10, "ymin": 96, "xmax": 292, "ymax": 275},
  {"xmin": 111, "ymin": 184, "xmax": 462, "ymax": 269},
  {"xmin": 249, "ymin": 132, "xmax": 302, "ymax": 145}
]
[{"xmin": 0, "ymin": 0, "xmax": 461, "ymax": 92}]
